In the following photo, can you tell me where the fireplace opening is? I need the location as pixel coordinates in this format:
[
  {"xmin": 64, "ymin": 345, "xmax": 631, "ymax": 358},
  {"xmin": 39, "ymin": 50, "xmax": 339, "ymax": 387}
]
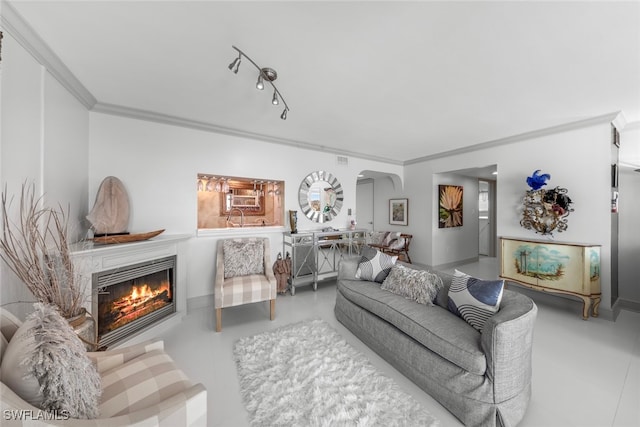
[{"xmin": 93, "ymin": 256, "xmax": 176, "ymax": 347}]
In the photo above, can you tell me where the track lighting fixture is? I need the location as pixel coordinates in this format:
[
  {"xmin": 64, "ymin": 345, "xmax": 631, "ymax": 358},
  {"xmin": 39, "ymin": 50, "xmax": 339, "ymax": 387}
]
[{"xmin": 227, "ymin": 45, "xmax": 290, "ymax": 120}]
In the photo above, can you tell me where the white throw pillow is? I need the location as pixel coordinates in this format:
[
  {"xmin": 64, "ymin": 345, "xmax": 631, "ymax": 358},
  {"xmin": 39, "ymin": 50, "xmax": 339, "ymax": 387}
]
[{"xmin": 0, "ymin": 316, "xmax": 42, "ymax": 407}]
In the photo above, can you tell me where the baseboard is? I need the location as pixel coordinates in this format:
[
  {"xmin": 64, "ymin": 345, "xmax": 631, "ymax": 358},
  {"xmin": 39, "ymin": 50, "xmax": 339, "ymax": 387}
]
[
  {"xmin": 612, "ymin": 298, "xmax": 640, "ymax": 314},
  {"xmin": 187, "ymin": 294, "xmax": 214, "ymax": 312},
  {"xmin": 432, "ymin": 257, "xmax": 480, "ymax": 271}
]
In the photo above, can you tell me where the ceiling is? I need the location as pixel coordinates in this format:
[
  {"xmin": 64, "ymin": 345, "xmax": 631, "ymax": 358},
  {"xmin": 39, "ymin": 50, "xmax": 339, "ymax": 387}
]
[{"xmin": 7, "ymin": 1, "xmax": 640, "ymax": 164}]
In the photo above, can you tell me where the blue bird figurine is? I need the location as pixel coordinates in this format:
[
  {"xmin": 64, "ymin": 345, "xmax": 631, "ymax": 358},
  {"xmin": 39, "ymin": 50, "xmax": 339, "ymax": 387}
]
[{"xmin": 526, "ymin": 170, "xmax": 551, "ymax": 190}]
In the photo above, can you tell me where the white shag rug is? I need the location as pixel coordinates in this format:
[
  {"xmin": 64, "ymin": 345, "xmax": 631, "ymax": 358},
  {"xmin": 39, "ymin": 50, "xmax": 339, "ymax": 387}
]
[{"xmin": 233, "ymin": 319, "xmax": 440, "ymax": 426}]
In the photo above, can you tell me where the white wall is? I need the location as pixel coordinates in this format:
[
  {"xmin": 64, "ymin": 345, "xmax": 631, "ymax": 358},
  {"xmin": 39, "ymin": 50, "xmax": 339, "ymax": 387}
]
[
  {"xmin": 0, "ymin": 33, "xmax": 89, "ymax": 318},
  {"xmin": 398, "ymin": 120, "xmax": 616, "ymax": 315},
  {"xmin": 88, "ymin": 113, "xmax": 403, "ymax": 301},
  {"xmin": 432, "ymin": 174, "xmax": 479, "ymax": 267},
  {"xmin": 618, "ymin": 124, "xmax": 640, "ymax": 309}
]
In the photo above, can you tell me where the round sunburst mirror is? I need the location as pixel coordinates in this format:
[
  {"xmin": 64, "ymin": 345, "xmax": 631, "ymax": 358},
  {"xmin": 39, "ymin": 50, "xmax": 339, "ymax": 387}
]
[{"xmin": 298, "ymin": 171, "xmax": 344, "ymax": 223}]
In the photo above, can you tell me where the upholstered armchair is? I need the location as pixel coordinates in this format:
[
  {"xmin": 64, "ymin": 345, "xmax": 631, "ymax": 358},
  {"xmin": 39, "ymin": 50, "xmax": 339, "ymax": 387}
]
[
  {"xmin": 0, "ymin": 308, "xmax": 207, "ymax": 426},
  {"xmin": 215, "ymin": 237, "xmax": 276, "ymax": 332}
]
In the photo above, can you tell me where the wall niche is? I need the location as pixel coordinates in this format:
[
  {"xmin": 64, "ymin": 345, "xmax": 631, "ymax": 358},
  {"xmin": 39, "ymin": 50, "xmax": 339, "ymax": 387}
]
[{"xmin": 197, "ymin": 174, "xmax": 285, "ymax": 229}]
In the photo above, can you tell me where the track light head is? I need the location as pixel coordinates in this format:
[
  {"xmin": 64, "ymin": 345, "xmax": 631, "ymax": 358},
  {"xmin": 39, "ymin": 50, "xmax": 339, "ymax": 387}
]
[
  {"xmin": 228, "ymin": 56, "xmax": 239, "ymax": 71},
  {"xmin": 280, "ymin": 109, "xmax": 288, "ymax": 120},
  {"xmin": 272, "ymin": 91, "xmax": 279, "ymax": 105},
  {"xmin": 256, "ymin": 75, "xmax": 264, "ymax": 90}
]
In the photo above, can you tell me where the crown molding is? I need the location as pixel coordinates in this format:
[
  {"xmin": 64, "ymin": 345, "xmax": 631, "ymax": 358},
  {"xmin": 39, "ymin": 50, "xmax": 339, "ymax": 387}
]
[
  {"xmin": 404, "ymin": 112, "xmax": 625, "ymax": 166},
  {"xmin": 1, "ymin": 1, "xmax": 97, "ymax": 109},
  {"xmin": 91, "ymin": 102, "xmax": 403, "ymax": 166},
  {"xmin": 623, "ymin": 121, "xmax": 640, "ymax": 130}
]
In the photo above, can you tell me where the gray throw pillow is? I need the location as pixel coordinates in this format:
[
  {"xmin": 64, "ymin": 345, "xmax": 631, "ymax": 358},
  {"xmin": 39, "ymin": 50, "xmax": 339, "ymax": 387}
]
[
  {"xmin": 381, "ymin": 263, "xmax": 443, "ymax": 306},
  {"xmin": 223, "ymin": 239, "xmax": 265, "ymax": 278},
  {"xmin": 355, "ymin": 246, "xmax": 397, "ymax": 283},
  {"xmin": 0, "ymin": 303, "xmax": 101, "ymax": 419}
]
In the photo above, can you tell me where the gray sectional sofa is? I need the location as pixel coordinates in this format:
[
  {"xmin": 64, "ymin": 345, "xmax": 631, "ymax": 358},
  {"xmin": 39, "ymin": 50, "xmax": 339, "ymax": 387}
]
[{"xmin": 334, "ymin": 257, "xmax": 537, "ymax": 427}]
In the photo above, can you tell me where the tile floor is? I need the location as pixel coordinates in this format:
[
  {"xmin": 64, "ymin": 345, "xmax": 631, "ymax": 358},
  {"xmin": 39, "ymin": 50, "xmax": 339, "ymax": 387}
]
[{"xmin": 156, "ymin": 257, "xmax": 640, "ymax": 427}]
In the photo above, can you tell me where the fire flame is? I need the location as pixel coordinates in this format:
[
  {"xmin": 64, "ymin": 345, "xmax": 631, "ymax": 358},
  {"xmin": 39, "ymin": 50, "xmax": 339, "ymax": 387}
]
[{"xmin": 129, "ymin": 282, "xmax": 170, "ymax": 302}]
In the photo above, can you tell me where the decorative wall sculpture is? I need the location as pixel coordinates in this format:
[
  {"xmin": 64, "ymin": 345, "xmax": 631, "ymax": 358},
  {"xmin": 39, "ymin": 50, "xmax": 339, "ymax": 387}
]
[{"xmin": 520, "ymin": 170, "xmax": 573, "ymax": 235}]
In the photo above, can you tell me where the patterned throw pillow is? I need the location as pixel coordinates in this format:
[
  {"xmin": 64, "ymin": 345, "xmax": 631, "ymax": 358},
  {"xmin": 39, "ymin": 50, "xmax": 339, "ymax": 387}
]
[
  {"xmin": 387, "ymin": 237, "xmax": 405, "ymax": 250},
  {"xmin": 382, "ymin": 231, "xmax": 401, "ymax": 246},
  {"xmin": 381, "ymin": 264, "xmax": 443, "ymax": 306},
  {"xmin": 355, "ymin": 246, "xmax": 397, "ymax": 283},
  {"xmin": 223, "ymin": 239, "xmax": 265, "ymax": 278},
  {"xmin": 447, "ymin": 270, "xmax": 504, "ymax": 332}
]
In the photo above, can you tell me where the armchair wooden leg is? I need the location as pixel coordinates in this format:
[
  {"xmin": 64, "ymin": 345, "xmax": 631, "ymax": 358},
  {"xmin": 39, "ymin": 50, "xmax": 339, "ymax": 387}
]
[
  {"xmin": 215, "ymin": 308, "xmax": 222, "ymax": 332},
  {"xmin": 270, "ymin": 299, "xmax": 275, "ymax": 321}
]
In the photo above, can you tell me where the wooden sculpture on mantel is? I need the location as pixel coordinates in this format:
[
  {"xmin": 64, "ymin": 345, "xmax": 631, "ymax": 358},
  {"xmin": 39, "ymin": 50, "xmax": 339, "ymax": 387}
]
[
  {"xmin": 87, "ymin": 176, "xmax": 130, "ymax": 236},
  {"xmin": 88, "ymin": 176, "xmax": 164, "ymax": 244}
]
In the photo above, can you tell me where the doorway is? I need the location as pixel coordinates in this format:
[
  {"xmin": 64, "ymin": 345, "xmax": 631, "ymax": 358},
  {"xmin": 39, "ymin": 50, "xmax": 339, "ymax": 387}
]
[
  {"xmin": 478, "ymin": 179, "xmax": 496, "ymax": 257},
  {"xmin": 356, "ymin": 179, "xmax": 374, "ymax": 231}
]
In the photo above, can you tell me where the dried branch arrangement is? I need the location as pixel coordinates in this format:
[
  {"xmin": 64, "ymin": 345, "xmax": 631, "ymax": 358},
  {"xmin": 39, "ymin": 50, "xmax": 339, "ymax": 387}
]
[{"xmin": 1, "ymin": 184, "xmax": 85, "ymax": 318}]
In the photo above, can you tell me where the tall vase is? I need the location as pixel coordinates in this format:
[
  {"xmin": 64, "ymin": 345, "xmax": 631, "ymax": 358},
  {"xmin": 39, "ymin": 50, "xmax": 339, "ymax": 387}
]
[{"xmin": 288, "ymin": 210, "xmax": 298, "ymax": 233}]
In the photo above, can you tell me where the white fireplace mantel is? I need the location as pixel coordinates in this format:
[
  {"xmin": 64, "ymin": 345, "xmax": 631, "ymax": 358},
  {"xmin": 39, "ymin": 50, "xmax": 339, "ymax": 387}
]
[{"xmin": 70, "ymin": 234, "xmax": 191, "ymax": 347}]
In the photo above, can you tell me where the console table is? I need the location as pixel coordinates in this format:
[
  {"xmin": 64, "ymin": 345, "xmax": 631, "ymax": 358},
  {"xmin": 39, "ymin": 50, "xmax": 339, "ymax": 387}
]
[
  {"xmin": 283, "ymin": 229, "xmax": 366, "ymax": 295},
  {"xmin": 499, "ymin": 237, "xmax": 601, "ymax": 319}
]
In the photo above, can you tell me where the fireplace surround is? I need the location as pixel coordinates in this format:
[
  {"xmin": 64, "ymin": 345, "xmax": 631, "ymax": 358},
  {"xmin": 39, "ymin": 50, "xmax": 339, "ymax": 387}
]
[{"xmin": 71, "ymin": 234, "xmax": 189, "ymax": 348}]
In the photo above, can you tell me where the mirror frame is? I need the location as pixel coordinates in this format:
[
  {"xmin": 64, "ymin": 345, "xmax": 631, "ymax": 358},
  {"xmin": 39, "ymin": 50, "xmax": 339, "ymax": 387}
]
[{"xmin": 298, "ymin": 171, "xmax": 344, "ymax": 223}]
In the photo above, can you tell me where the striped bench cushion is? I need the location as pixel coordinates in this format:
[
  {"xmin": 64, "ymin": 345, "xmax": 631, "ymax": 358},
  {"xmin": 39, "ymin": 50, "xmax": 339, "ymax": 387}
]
[{"xmin": 99, "ymin": 349, "xmax": 192, "ymax": 418}]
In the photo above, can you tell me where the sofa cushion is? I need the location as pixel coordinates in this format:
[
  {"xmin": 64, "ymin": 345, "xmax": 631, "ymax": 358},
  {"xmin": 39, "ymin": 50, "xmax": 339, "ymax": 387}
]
[
  {"xmin": 355, "ymin": 246, "xmax": 397, "ymax": 283},
  {"xmin": 448, "ymin": 270, "xmax": 505, "ymax": 332},
  {"xmin": 381, "ymin": 263, "xmax": 442, "ymax": 306},
  {"xmin": 338, "ymin": 278, "xmax": 486, "ymax": 375},
  {"xmin": 99, "ymin": 349, "xmax": 192, "ymax": 417},
  {"xmin": 223, "ymin": 239, "xmax": 264, "ymax": 278}
]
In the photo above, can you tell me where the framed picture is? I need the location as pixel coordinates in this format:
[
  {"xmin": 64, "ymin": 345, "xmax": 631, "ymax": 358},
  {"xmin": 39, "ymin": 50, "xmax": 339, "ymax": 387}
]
[
  {"xmin": 389, "ymin": 198, "xmax": 409, "ymax": 226},
  {"xmin": 438, "ymin": 185, "xmax": 463, "ymax": 228}
]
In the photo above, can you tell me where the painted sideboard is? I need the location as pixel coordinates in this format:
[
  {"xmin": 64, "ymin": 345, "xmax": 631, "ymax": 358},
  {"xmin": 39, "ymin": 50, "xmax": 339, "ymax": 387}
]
[{"xmin": 499, "ymin": 237, "xmax": 601, "ymax": 319}]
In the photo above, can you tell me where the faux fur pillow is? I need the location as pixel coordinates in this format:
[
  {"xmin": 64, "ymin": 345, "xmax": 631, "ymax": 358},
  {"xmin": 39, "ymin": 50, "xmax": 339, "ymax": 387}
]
[
  {"xmin": 223, "ymin": 239, "xmax": 265, "ymax": 278},
  {"xmin": 0, "ymin": 303, "xmax": 101, "ymax": 419},
  {"xmin": 381, "ymin": 263, "xmax": 443, "ymax": 306}
]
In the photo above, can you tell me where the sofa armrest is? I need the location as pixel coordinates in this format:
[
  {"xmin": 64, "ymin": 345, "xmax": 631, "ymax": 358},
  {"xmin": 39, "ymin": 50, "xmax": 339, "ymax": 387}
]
[
  {"xmin": 480, "ymin": 290, "xmax": 537, "ymax": 402},
  {"xmin": 87, "ymin": 339, "xmax": 164, "ymax": 374}
]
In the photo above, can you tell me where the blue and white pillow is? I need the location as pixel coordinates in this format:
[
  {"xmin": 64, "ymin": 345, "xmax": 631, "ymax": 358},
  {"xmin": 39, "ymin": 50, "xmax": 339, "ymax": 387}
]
[
  {"xmin": 447, "ymin": 270, "xmax": 504, "ymax": 331},
  {"xmin": 355, "ymin": 246, "xmax": 397, "ymax": 283}
]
